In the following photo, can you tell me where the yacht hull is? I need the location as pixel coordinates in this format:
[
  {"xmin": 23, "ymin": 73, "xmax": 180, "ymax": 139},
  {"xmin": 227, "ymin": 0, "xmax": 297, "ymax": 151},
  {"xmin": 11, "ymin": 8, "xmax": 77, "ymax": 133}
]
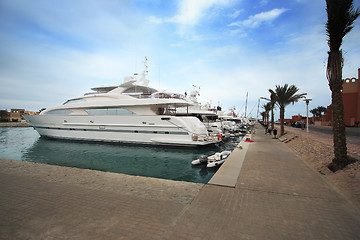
[{"xmin": 24, "ymin": 115, "xmax": 217, "ymax": 147}]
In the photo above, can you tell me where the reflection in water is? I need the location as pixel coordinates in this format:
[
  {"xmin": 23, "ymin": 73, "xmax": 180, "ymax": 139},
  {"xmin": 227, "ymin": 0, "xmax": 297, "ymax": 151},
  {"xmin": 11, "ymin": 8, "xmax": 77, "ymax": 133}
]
[{"xmin": 0, "ymin": 127, "xmax": 242, "ymax": 183}]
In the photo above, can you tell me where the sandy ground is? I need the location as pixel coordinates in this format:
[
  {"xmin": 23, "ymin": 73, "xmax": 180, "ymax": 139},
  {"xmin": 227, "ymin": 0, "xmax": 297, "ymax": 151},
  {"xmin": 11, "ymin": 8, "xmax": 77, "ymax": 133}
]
[
  {"xmin": 281, "ymin": 126, "xmax": 360, "ymax": 209},
  {"xmin": 0, "ymin": 159, "xmax": 203, "ymax": 204}
]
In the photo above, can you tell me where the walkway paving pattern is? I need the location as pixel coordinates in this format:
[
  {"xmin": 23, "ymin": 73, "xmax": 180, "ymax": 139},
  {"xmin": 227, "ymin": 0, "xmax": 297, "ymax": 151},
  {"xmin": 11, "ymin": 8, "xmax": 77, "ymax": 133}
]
[{"xmin": 1, "ymin": 124, "xmax": 359, "ymax": 239}]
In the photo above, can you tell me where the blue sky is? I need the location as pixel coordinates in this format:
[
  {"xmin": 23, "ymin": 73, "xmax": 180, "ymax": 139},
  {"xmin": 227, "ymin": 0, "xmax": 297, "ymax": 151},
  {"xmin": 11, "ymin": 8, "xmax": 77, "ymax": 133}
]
[{"xmin": 1, "ymin": 0, "xmax": 359, "ymax": 119}]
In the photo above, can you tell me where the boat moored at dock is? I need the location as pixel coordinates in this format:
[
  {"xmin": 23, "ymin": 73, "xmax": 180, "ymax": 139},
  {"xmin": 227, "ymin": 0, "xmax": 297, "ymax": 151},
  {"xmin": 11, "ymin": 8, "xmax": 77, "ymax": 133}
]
[
  {"xmin": 192, "ymin": 150, "xmax": 231, "ymax": 167},
  {"xmin": 24, "ymin": 59, "xmax": 220, "ymax": 147}
]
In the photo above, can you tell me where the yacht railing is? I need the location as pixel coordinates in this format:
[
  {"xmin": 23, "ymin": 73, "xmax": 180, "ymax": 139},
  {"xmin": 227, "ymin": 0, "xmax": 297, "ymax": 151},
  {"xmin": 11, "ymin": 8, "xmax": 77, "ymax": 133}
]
[
  {"xmin": 151, "ymin": 92, "xmax": 185, "ymax": 100},
  {"xmin": 124, "ymin": 92, "xmax": 186, "ymax": 100}
]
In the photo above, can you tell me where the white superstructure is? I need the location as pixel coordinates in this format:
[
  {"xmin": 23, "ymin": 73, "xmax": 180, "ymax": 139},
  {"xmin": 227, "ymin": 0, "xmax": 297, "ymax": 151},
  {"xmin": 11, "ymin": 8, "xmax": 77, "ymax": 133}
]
[
  {"xmin": 24, "ymin": 59, "xmax": 219, "ymax": 147},
  {"xmin": 176, "ymin": 86, "xmax": 220, "ymax": 134}
]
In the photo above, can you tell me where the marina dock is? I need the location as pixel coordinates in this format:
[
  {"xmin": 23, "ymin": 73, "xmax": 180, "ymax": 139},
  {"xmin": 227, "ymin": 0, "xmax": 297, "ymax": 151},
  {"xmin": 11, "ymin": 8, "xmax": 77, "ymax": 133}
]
[{"xmin": 1, "ymin": 124, "xmax": 359, "ymax": 239}]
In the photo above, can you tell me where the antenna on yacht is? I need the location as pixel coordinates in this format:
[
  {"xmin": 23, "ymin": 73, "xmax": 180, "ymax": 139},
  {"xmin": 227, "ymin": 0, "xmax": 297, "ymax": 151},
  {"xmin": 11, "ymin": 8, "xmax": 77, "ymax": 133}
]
[
  {"xmin": 158, "ymin": 67, "xmax": 161, "ymax": 91},
  {"xmin": 133, "ymin": 56, "xmax": 150, "ymax": 86}
]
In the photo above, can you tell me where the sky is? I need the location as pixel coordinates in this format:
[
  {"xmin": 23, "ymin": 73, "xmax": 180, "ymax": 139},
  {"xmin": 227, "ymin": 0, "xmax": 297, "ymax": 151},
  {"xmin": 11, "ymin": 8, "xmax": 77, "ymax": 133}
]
[{"xmin": 0, "ymin": 0, "xmax": 359, "ymax": 119}]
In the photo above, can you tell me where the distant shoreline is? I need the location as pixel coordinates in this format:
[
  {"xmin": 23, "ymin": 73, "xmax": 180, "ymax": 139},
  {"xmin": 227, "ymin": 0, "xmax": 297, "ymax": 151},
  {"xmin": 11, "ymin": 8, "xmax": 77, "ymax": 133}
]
[{"xmin": 0, "ymin": 122, "xmax": 30, "ymax": 128}]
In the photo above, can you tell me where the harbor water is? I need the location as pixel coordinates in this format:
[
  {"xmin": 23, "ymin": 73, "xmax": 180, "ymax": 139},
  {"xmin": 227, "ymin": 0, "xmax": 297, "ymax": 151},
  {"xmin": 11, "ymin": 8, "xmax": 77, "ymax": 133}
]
[{"xmin": 0, "ymin": 127, "xmax": 242, "ymax": 183}]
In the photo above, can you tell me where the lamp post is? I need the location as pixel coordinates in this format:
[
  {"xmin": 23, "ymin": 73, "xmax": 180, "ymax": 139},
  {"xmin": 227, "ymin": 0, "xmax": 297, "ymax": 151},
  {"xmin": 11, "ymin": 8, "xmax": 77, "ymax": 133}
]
[
  {"xmin": 256, "ymin": 98, "xmax": 260, "ymax": 120},
  {"xmin": 303, "ymin": 98, "xmax": 312, "ymax": 134}
]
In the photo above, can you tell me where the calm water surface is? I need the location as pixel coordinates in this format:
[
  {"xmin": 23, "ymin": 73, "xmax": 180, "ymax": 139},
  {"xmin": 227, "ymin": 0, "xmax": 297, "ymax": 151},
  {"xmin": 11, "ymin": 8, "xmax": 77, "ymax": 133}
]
[{"xmin": 0, "ymin": 127, "xmax": 241, "ymax": 183}]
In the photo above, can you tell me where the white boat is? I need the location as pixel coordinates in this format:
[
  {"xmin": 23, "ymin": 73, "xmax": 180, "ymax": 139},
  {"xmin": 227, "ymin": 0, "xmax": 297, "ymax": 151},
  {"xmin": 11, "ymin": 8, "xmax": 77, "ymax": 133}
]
[
  {"xmin": 217, "ymin": 114, "xmax": 249, "ymax": 136},
  {"xmin": 23, "ymin": 59, "xmax": 220, "ymax": 147},
  {"xmin": 191, "ymin": 150, "xmax": 231, "ymax": 167},
  {"xmin": 176, "ymin": 86, "xmax": 223, "ymax": 137}
]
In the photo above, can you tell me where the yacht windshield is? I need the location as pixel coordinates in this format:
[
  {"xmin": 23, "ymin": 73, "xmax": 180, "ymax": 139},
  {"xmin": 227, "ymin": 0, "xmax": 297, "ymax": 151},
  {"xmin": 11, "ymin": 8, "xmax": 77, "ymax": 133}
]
[{"xmin": 44, "ymin": 109, "xmax": 73, "ymax": 115}]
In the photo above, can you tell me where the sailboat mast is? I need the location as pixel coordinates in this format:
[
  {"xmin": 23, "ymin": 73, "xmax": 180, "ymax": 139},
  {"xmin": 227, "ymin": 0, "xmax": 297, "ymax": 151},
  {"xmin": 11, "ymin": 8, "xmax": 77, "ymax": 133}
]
[{"xmin": 245, "ymin": 92, "xmax": 248, "ymax": 118}]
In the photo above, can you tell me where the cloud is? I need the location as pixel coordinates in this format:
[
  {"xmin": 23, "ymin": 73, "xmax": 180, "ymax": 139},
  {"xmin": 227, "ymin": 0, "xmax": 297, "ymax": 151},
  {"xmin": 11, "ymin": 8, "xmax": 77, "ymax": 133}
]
[
  {"xmin": 207, "ymin": 45, "xmax": 240, "ymax": 57},
  {"xmin": 162, "ymin": 24, "xmax": 332, "ymax": 118},
  {"xmin": 0, "ymin": 30, "xmax": 154, "ymax": 111},
  {"xmin": 0, "ymin": 0, "xmax": 142, "ymax": 49},
  {"xmin": 147, "ymin": 16, "xmax": 163, "ymax": 24},
  {"xmin": 228, "ymin": 9, "xmax": 244, "ymax": 19},
  {"xmin": 259, "ymin": 0, "xmax": 269, "ymax": 7},
  {"xmin": 168, "ymin": 0, "xmax": 231, "ymax": 25},
  {"xmin": 229, "ymin": 28, "xmax": 247, "ymax": 37},
  {"xmin": 229, "ymin": 8, "xmax": 288, "ymax": 28},
  {"xmin": 164, "ymin": 0, "xmax": 236, "ymax": 40}
]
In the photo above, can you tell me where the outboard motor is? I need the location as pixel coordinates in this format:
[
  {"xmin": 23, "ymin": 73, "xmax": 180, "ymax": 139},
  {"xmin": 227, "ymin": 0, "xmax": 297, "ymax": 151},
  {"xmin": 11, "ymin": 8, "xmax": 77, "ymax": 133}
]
[{"xmin": 199, "ymin": 155, "xmax": 208, "ymax": 165}]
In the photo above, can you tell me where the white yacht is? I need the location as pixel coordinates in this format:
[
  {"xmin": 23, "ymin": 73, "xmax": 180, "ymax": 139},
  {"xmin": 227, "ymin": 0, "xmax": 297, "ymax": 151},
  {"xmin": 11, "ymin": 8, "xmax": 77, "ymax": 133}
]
[
  {"xmin": 176, "ymin": 87, "xmax": 217, "ymax": 119},
  {"xmin": 176, "ymin": 86, "xmax": 221, "ymax": 134},
  {"xmin": 24, "ymin": 60, "xmax": 219, "ymax": 147}
]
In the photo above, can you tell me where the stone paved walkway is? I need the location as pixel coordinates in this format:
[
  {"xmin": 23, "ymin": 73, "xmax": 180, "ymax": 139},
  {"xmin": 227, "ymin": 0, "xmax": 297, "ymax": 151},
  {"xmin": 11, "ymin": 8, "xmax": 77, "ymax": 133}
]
[{"xmin": 1, "ymin": 124, "xmax": 359, "ymax": 239}]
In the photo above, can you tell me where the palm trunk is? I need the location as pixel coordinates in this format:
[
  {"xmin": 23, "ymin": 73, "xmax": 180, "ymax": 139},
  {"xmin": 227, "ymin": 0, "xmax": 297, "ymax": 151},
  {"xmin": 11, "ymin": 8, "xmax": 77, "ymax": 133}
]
[
  {"xmin": 327, "ymin": 50, "xmax": 351, "ymax": 171},
  {"xmin": 331, "ymin": 87, "xmax": 349, "ymax": 170},
  {"xmin": 271, "ymin": 108, "xmax": 274, "ymax": 131},
  {"xmin": 280, "ymin": 106, "xmax": 284, "ymax": 136}
]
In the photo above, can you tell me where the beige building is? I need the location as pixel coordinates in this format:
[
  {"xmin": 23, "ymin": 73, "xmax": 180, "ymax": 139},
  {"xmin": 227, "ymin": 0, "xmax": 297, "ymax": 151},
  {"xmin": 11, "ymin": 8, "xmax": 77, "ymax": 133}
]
[
  {"xmin": 10, "ymin": 109, "xmax": 25, "ymax": 122},
  {"xmin": 1, "ymin": 109, "xmax": 39, "ymax": 122},
  {"xmin": 24, "ymin": 110, "xmax": 38, "ymax": 116}
]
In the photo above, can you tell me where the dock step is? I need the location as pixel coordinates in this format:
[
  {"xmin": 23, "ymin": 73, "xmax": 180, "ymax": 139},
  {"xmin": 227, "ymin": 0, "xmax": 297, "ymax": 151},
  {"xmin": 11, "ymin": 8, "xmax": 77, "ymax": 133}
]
[{"xmin": 279, "ymin": 135, "xmax": 298, "ymax": 143}]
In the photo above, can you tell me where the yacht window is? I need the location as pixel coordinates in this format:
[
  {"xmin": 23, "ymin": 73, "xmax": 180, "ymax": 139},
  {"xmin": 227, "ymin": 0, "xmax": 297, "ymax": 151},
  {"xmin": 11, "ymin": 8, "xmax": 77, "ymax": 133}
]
[
  {"xmin": 85, "ymin": 108, "xmax": 134, "ymax": 115},
  {"xmin": 86, "ymin": 109, "xmax": 107, "ymax": 115},
  {"xmin": 157, "ymin": 108, "xmax": 165, "ymax": 115},
  {"xmin": 44, "ymin": 109, "xmax": 73, "ymax": 115}
]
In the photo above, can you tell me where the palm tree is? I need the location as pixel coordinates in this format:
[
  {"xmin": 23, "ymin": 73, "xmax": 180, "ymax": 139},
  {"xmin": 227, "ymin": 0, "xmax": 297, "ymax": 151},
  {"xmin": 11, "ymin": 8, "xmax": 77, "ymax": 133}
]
[
  {"xmin": 269, "ymin": 84, "xmax": 306, "ymax": 136},
  {"xmin": 260, "ymin": 111, "xmax": 266, "ymax": 124},
  {"xmin": 269, "ymin": 91, "xmax": 277, "ymax": 131},
  {"xmin": 262, "ymin": 91, "xmax": 277, "ymax": 131},
  {"xmin": 262, "ymin": 103, "xmax": 271, "ymax": 126},
  {"xmin": 326, "ymin": 0, "xmax": 359, "ymax": 171},
  {"xmin": 310, "ymin": 106, "xmax": 327, "ymax": 121}
]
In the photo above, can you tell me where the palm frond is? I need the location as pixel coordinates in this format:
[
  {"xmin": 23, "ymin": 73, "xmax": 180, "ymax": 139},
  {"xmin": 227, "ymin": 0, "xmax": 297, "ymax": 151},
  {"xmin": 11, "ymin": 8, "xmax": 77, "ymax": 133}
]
[
  {"xmin": 271, "ymin": 84, "xmax": 306, "ymax": 108},
  {"xmin": 326, "ymin": 0, "xmax": 360, "ymax": 51}
]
